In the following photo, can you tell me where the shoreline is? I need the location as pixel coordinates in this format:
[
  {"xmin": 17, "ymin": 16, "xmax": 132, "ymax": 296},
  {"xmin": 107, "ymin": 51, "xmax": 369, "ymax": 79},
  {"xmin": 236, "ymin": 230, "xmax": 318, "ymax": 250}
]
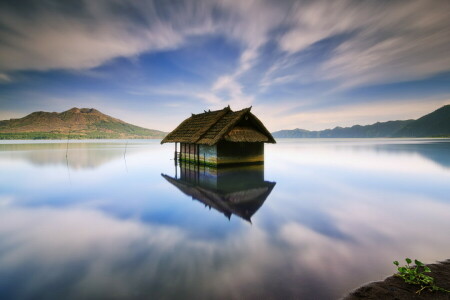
[{"xmin": 343, "ymin": 260, "xmax": 450, "ymax": 300}]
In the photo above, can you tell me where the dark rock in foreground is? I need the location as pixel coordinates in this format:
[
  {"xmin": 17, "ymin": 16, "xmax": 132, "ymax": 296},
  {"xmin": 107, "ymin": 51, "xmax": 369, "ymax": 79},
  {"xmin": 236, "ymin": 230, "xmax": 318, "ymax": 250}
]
[{"xmin": 343, "ymin": 260, "xmax": 450, "ymax": 300}]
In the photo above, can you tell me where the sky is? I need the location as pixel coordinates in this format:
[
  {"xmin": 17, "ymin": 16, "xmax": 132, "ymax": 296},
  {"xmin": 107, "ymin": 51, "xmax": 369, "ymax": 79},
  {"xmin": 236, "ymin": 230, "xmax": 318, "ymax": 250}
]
[{"xmin": 0, "ymin": 0, "xmax": 449, "ymax": 132}]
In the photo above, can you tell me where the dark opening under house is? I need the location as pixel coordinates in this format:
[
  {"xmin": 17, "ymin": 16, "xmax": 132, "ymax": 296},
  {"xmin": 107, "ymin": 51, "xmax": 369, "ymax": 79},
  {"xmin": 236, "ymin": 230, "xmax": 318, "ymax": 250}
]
[{"xmin": 161, "ymin": 106, "xmax": 276, "ymax": 166}]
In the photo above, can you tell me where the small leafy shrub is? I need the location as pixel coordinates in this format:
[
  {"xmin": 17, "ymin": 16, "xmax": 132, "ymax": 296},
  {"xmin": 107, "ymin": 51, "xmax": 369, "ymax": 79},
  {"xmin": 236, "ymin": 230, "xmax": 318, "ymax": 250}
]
[{"xmin": 393, "ymin": 258, "xmax": 449, "ymax": 294}]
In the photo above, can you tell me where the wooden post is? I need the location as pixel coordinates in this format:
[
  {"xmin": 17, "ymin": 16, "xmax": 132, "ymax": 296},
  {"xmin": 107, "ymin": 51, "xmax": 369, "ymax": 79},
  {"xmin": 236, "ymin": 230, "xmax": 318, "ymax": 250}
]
[
  {"xmin": 197, "ymin": 144, "xmax": 200, "ymax": 166},
  {"xmin": 197, "ymin": 144, "xmax": 200, "ymax": 183},
  {"xmin": 175, "ymin": 143, "xmax": 178, "ymax": 179},
  {"xmin": 174, "ymin": 142, "xmax": 177, "ymax": 165}
]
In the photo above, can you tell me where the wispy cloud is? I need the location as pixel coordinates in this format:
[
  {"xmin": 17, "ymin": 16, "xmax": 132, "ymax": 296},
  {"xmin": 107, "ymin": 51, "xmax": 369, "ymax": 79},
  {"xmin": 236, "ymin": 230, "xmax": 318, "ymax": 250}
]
[
  {"xmin": 2, "ymin": 0, "xmax": 448, "ymax": 89},
  {"xmin": 0, "ymin": 0, "xmax": 273, "ymax": 72},
  {"xmin": 0, "ymin": 73, "xmax": 12, "ymax": 83},
  {"xmin": 275, "ymin": 0, "xmax": 450, "ymax": 89},
  {"xmin": 0, "ymin": 2, "xmax": 179, "ymax": 72},
  {"xmin": 0, "ymin": 0, "xmax": 449, "ymax": 130}
]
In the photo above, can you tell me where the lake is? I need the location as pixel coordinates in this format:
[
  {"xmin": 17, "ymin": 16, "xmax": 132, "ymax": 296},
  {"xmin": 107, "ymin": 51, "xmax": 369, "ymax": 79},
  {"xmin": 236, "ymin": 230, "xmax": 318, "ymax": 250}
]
[{"xmin": 1, "ymin": 139, "xmax": 449, "ymax": 299}]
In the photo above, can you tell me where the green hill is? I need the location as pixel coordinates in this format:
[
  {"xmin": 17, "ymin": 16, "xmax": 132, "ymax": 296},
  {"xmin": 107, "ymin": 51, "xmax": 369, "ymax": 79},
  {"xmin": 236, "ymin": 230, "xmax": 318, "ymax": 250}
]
[
  {"xmin": 0, "ymin": 108, "xmax": 167, "ymax": 139},
  {"xmin": 272, "ymin": 105, "xmax": 450, "ymax": 138},
  {"xmin": 392, "ymin": 105, "xmax": 450, "ymax": 137}
]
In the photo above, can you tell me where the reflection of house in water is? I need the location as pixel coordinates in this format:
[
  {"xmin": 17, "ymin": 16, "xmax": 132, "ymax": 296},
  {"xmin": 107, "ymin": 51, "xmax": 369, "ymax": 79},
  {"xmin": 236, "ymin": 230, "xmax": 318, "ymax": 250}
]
[{"xmin": 162, "ymin": 163, "xmax": 276, "ymax": 222}]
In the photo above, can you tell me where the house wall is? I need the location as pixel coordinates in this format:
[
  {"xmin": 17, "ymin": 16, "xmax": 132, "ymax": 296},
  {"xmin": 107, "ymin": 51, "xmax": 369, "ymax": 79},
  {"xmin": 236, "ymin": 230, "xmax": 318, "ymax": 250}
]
[
  {"xmin": 217, "ymin": 141, "xmax": 264, "ymax": 165},
  {"xmin": 180, "ymin": 143, "xmax": 217, "ymax": 165},
  {"xmin": 179, "ymin": 142, "xmax": 263, "ymax": 166},
  {"xmin": 199, "ymin": 144, "xmax": 217, "ymax": 165}
]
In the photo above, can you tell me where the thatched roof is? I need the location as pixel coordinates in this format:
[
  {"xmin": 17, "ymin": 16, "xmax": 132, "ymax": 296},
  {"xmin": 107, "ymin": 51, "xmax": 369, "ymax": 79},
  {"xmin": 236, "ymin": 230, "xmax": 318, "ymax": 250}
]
[
  {"xmin": 161, "ymin": 173, "xmax": 275, "ymax": 222},
  {"xmin": 161, "ymin": 106, "xmax": 276, "ymax": 145}
]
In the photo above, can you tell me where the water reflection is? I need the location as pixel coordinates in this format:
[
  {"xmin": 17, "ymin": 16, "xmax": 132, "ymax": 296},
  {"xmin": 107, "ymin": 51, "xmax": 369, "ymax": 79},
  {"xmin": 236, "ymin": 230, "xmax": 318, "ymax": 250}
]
[
  {"xmin": 162, "ymin": 164, "xmax": 276, "ymax": 222},
  {"xmin": 370, "ymin": 141, "xmax": 450, "ymax": 168},
  {"xmin": 0, "ymin": 139, "xmax": 449, "ymax": 299},
  {"xmin": 0, "ymin": 141, "xmax": 145, "ymax": 169}
]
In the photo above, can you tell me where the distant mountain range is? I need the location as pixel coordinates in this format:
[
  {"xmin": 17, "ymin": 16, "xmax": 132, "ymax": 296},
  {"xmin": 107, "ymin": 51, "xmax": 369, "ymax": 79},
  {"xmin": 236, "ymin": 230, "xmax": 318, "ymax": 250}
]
[
  {"xmin": 2, "ymin": 105, "xmax": 449, "ymax": 140},
  {"xmin": 272, "ymin": 105, "xmax": 450, "ymax": 138},
  {"xmin": 0, "ymin": 108, "xmax": 167, "ymax": 139}
]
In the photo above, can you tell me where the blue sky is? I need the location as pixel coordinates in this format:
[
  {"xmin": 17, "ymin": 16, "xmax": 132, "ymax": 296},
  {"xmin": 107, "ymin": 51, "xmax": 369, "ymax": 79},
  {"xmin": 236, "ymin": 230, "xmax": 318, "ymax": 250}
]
[{"xmin": 0, "ymin": 0, "xmax": 449, "ymax": 131}]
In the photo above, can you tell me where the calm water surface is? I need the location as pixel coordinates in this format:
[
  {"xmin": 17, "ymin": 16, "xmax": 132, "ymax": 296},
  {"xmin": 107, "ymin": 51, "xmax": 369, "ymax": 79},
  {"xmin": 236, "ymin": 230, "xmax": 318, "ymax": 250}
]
[{"xmin": 1, "ymin": 139, "xmax": 449, "ymax": 299}]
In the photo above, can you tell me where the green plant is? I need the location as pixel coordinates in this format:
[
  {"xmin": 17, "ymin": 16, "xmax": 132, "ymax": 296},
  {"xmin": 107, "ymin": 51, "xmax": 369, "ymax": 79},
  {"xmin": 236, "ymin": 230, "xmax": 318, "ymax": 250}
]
[{"xmin": 393, "ymin": 258, "xmax": 450, "ymax": 294}]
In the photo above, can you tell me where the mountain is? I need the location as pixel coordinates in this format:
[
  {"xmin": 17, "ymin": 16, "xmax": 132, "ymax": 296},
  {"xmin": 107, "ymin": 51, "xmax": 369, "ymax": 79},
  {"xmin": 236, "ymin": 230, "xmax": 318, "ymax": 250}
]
[
  {"xmin": 0, "ymin": 108, "xmax": 167, "ymax": 139},
  {"xmin": 272, "ymin": 105, "xmax": 450, "ymax": 138},
  {"xmin": 392, "ymin": 105, "xmax": 450, "ymax": 137}
]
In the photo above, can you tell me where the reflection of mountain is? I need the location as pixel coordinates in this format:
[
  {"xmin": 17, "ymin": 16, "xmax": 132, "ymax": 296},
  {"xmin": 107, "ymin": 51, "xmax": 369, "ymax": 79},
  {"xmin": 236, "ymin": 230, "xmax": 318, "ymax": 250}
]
[
  {"xmin": 370, "ymin": 141, "xmax": 450, "ymax": 168},
  {"xmin": 162, "ymin": 164, "xmax": 276, "ymax": 222},
  {"xmin": 0, "ymin": 142, "xmax": 141, "ymax": 169}
]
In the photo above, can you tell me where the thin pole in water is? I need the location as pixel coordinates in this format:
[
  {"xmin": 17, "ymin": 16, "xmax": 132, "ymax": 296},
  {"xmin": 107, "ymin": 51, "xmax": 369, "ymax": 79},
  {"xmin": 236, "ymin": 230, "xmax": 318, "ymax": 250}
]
[
  {"xmin": 65, "ymin": 128, "xmax": 71, "ymax": 184},
  {"xmin": 123, "ymin": 140, "xmax": 128, "ymax": 173},
  {"xmin": 65, "ymin": 128, "xmax": 71, "ymax": 159}
]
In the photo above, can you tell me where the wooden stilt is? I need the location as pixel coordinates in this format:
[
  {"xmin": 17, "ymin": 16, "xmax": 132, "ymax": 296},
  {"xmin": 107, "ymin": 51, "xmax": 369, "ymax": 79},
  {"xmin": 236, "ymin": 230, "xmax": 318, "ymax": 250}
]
[
  {"xmin": 197, "ymin": 144, "xmax": 200, "ymax": 166},
  {"xmin": 197, "ymin": 144, "xmax": 200, "ymax": 183},
  {"xmin": 174, "ymin": 142, "xmax": 177, "ymax": 165}
]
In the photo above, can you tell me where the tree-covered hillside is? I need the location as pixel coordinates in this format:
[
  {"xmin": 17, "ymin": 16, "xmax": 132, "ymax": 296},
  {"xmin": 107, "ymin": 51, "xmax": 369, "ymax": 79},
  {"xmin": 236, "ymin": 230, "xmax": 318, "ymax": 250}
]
[{"xmin": 0, "ymin": 108, "xmax": 167, "ymax": 139}]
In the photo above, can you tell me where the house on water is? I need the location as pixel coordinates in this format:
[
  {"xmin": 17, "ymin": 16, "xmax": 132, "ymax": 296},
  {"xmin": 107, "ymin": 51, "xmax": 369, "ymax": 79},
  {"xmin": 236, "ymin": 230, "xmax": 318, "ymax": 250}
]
[{"xmin": 161, "ymin": 106, "xmax": 276, "ymax": 166}]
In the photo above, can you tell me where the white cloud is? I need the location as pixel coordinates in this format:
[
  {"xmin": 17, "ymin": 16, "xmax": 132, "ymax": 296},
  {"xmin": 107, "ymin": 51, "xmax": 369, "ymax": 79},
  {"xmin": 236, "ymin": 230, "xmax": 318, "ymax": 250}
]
[
  {"xmin": 201, "ymin": 0, "xmax": 287, "ymax": 110},
  {"xmin": 0, "ymin": 0, "xmax": 281, "ymax": 74},
  {"xmin": 211, "ymin": 75, "xmax": 254, "ymax": 109},
  {"xmin": 276, "ymin": 0, "xmax": 450, "ymax": 88},
  {"xmin": 194, "ymin": 92, "xmax": 223, "ymax": 105},
  {"xmin": 278, "ymin": 0, "xmax": 355, "ymax": 53},
  {"xmin": 1, "ymin": 0, "xmax": 449, "ymax": 129},
  {"xmin": 0, "ymin": 73, "xmax": 12, "ymax": 83},
  {"xmin": 0, "ymin": 0, "xmax": 215, "ymax": 73},
  {"xmin": 3, "ymin": 0, "xmax": 447, "ymax": 91},
  {"xmin": 0, "ymin": 3, "xmax": 182, "ymax": 72}
]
